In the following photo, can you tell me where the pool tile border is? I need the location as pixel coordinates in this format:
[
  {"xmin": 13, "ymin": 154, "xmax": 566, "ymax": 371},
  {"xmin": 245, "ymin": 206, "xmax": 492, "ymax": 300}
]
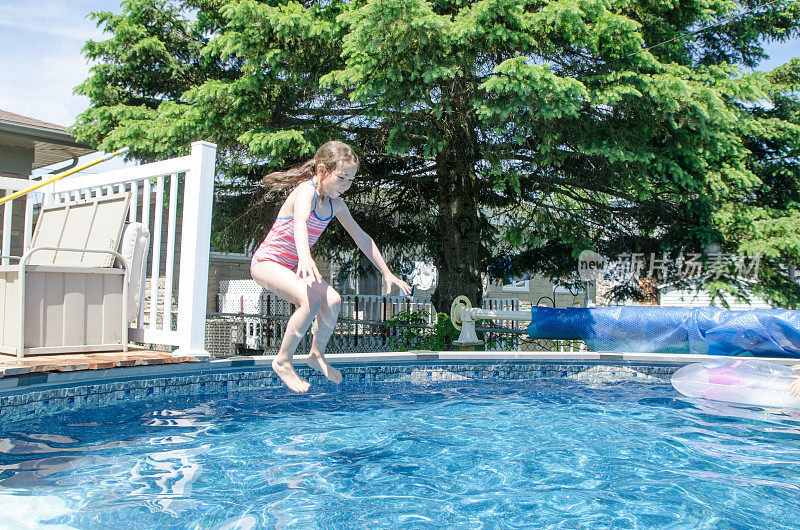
[{"xmin": 0, "ymin": 351, "xmax": 796, "ymax": 425}]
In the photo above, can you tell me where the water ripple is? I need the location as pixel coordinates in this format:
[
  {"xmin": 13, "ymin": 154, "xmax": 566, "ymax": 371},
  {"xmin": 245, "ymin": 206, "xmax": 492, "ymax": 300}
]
[{"xmin": 0, "ymin": 378, "xmax": 799, "ymax": 528}]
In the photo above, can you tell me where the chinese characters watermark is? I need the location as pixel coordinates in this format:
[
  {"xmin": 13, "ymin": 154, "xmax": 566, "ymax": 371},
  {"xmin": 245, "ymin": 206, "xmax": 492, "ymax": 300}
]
[{"xmin": 578, "ymin": 250, "xmax": 761, "ymax": 283}]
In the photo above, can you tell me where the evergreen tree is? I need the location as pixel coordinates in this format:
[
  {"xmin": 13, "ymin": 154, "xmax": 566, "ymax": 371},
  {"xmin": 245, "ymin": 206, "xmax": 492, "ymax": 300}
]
[{"xmin": 74, "ymin": 0, "xmax": 800, "ymax": 310}]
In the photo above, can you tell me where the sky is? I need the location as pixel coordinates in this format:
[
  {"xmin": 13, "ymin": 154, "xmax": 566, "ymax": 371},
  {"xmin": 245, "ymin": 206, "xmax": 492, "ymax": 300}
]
[{"xmin": 0, "ymin": 1, "xmax": 798, "ymax": 138}]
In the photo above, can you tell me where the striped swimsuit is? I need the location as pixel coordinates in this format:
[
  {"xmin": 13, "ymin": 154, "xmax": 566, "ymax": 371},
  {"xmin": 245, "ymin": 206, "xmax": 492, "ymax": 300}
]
[{"xmin": 251, "ymin": 185, "xmax": 334, "ymax": 272}]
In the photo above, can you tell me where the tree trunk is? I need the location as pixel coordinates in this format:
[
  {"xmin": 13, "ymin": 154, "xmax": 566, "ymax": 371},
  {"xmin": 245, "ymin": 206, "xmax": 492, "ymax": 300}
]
[{"xmin": 431, "ymin": 123, "xmax": 482, "ymax": 314}]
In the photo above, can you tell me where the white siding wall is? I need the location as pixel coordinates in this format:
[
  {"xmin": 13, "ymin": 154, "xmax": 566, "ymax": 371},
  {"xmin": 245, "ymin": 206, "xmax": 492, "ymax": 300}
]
[
  {"xmin": 0, "ymin": 143, "xmax": 34, "ymax": 177},
  {"xmin": 660, "ymin": 288, "xmax": 772, "ymax": 309}
]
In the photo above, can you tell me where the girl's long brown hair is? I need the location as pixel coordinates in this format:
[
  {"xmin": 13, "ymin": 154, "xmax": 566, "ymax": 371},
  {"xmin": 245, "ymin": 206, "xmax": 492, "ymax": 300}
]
[{"xmin": 260, "ymin": 141, "xmax": 359, "ymax": 192}]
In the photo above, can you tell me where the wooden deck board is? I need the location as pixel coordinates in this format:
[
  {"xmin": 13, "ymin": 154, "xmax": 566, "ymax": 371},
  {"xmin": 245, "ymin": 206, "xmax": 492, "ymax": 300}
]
[{"xmin": 0, "ymin": 349, "xmax": 202, "ymax": 378}]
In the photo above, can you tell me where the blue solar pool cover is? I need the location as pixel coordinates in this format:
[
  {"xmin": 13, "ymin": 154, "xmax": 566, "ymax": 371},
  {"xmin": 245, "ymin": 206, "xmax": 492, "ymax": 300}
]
[{"xmin": 526, "ymin": 306, "xmax": 800, "ymax": 357}]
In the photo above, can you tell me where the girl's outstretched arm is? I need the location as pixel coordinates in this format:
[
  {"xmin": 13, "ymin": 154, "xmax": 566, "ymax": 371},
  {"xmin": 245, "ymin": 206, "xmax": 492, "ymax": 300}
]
[
  {"xmin": 293, "ymin": 182, "xmax": 322, "ymax": 283},
  {"xmin": 336, "ymin": 201, "xmax": 411, "ymax": 296}
]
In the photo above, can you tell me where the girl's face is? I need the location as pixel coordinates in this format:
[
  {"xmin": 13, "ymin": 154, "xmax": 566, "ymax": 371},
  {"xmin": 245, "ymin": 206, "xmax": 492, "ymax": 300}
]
[{"xmin": 320, "ymin": 162, "xmax": 357, "ymax": 198}]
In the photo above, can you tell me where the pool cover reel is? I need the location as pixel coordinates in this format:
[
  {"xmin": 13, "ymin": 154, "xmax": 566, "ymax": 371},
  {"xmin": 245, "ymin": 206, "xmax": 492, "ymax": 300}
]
[{"xmin": 527, "ymin": 306, "xmax": 800, "ymax": 357}]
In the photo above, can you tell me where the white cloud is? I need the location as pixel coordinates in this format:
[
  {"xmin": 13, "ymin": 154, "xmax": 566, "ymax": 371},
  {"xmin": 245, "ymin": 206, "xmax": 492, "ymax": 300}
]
[
  {"xmin": 0, "ymin": 0, "xmax": 118, "ymax": 126},
  {"xmin": 1, "ymin": 55, "xmax": 93, "ymax": 128},
  {"xmin": 0, "ymin": 0, "xmax": 111, "ymax": 41},
  {"xmin": 0, "ymin": 14, "xmax": 101, "ymax": 41}
]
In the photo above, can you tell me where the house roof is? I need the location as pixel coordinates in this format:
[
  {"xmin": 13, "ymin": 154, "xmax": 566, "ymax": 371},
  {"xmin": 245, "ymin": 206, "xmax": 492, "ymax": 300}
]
[{"xmin": 0, "ymin": 108, "xmax": 95, "ymax": 170}]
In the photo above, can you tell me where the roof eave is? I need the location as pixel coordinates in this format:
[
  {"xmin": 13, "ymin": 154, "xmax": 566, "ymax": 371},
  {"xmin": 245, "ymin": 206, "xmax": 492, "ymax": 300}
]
[{"xmin": 0, "ymin": 120, "xmax": 91, "ymax": 150}]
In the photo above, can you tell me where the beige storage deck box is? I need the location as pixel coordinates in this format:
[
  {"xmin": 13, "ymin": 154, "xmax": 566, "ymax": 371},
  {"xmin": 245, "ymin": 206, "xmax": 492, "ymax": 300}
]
[
  {"xmin": 0, "ymin": 265, "xmax": 126, "ymax": 355},
  {"xmin": 0, "ymin": 193, "xmax": 132, "ymax": 357}
]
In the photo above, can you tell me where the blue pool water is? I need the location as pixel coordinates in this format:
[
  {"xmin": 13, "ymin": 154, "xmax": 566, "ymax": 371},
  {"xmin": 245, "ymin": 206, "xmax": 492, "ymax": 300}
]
[{"xmin": 1, "ymin": 377, "xmax": 799, "ymax": 529}]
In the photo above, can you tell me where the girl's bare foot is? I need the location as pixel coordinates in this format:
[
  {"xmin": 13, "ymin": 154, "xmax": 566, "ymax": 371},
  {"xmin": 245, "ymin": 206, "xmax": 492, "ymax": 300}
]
[
  {"xmin": 306, "ymin": 352, "xmax": 343, "ymax": 384},
  {"xmin": 272, "ymin": 357, "xmax": 310, "ymax": 393}
]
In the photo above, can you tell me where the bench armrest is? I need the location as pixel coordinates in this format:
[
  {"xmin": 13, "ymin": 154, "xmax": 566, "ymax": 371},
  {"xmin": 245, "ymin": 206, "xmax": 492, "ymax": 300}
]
[{"xmin": 20, "ymin": 247, "xmax": 128, "ymax": 271}]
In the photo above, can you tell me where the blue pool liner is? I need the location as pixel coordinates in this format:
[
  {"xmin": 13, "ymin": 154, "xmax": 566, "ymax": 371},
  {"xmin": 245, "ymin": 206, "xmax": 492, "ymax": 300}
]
[{"xmin": 526, "ymin": 306, "xmax": 800, "ymax": 357}]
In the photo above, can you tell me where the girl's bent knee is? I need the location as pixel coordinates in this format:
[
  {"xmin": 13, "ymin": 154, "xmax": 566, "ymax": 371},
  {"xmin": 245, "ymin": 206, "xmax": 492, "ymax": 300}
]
[
  {"xmin": 329, "ymin": 292, "xmax": 342, "ymax": 312},
  {"xmin": 303, "ymin": 291, "xmax": 323, "ymax": 313}
]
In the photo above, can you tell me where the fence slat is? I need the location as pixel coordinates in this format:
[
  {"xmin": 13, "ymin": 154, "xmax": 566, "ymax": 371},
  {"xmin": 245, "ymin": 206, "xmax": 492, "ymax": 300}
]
[
  {"xmin": 138, "ymin": 177, "xmax": 152, "ymax": 326},
  {"xmin": 148, "ymin": 175, "xmax": 165, "ymax": 330},
  {"xmin": 129, "ymin": 181, "xmax": 138, "ymax": 223},
  {"xmin": 163, "ymin": 173, "xmax": 179, "ymax": 331}
]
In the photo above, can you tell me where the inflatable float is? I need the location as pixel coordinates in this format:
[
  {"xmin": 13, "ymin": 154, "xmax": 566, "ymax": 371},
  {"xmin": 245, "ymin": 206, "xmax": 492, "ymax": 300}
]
[{"xmin": 671, "ymin": 359, "xmax": 800, "ymax": 409}]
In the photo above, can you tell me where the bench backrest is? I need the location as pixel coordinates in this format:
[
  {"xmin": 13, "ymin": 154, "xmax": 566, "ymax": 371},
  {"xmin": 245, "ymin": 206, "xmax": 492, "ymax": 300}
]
[{"xmin": 28, "ymin": 192, "xmax": 131, "ymax": 266}]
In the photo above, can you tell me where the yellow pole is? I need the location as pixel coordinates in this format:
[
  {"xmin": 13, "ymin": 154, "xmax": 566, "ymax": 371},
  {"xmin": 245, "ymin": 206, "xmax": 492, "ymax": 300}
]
[{"xmin": 0, "ymin": 147, "xmax": 130, "ymax": 206}]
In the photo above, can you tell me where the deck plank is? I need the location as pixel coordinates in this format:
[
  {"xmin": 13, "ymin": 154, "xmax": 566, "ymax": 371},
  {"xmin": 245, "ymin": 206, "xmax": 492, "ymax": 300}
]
[{"xmin": 0, "ymin": 349, "xmax": 201, "ymax": 378}]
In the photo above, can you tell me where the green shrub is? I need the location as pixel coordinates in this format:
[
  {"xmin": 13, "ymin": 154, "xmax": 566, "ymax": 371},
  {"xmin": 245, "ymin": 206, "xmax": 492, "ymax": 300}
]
[{"xmin": 386, "ymin": 311, "xmax": 460, "ymax": 351}]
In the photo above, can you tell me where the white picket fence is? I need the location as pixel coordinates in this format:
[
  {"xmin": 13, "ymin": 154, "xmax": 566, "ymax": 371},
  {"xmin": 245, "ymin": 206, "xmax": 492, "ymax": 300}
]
[
  {"xmin": 215, "ymin": 278, "xmax": 520, "ymax": 350},
  {"xmin": 217, "ymin": 279, "xmax": 436, "ymax": 319},
  {"xmin": 0, "ymin": 141, "xmax": 217, "ymax": 357},
  {"xmin": 216, "ymin": 279, "xmax": 433, "ymax": 349}
]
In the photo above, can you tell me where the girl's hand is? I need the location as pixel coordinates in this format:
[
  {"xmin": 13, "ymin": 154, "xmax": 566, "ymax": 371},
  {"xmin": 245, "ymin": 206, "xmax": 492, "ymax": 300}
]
[
  {"xmin": 297, "ymin": 256, "xmax": 321, "ymax": 284},
  {"xmin": 791, "ymin": 365, "xmax": 800, "ymax": 397},
  {"xmin": 384, "ymin": 273, "xmax": 412, "ymax": 296}
]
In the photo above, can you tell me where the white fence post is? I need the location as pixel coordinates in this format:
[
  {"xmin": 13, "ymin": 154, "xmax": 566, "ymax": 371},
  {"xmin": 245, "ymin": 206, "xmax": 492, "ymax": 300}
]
[{"xmin": 174, "ymin": 141, "xmax": 217, "ymax": 358}]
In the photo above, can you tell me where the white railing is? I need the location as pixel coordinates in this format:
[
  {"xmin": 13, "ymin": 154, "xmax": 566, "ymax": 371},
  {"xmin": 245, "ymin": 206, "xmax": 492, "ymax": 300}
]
[
  {"xmin": 481, "ymin": 297, "xmax": 521, "ymax": 331},
  {"xmin": 0, "ymin": 141, "xmax": 217, "ymax": 357},
  {"xmin": 0, "ymin": 177, "xmax": 37, "ymax": 265}
]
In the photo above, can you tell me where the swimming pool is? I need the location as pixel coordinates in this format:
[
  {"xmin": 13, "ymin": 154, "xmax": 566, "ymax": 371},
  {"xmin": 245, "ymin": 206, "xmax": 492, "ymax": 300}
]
[{"xmin": 1, "ymin": 360, "xmax": 798, "ymax": 528}]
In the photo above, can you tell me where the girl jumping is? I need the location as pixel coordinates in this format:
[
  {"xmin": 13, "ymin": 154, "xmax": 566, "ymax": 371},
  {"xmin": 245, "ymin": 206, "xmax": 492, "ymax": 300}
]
[{"xmin": 251, "ymin": 141, "xmax": 411, "ymax": 393}]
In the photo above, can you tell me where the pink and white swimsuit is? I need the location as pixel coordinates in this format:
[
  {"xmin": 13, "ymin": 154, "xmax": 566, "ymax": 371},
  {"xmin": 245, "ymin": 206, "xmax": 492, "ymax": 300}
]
[{"xmin": 250, "ymin": 186, "xmax": 334, "ymax": 272}]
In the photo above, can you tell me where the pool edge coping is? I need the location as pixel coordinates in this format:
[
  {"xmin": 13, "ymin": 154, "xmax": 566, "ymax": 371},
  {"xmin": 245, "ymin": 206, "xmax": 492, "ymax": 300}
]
[{"xmin": 0, "ymin": 350, "xmax": 796, "ymax": 395}]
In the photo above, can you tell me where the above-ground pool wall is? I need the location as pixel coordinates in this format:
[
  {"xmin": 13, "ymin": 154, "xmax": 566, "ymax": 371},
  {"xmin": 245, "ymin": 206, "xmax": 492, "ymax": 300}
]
[{"xmin": 0, "ymin": 351, "xmax": 709, "ymax": 425}]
